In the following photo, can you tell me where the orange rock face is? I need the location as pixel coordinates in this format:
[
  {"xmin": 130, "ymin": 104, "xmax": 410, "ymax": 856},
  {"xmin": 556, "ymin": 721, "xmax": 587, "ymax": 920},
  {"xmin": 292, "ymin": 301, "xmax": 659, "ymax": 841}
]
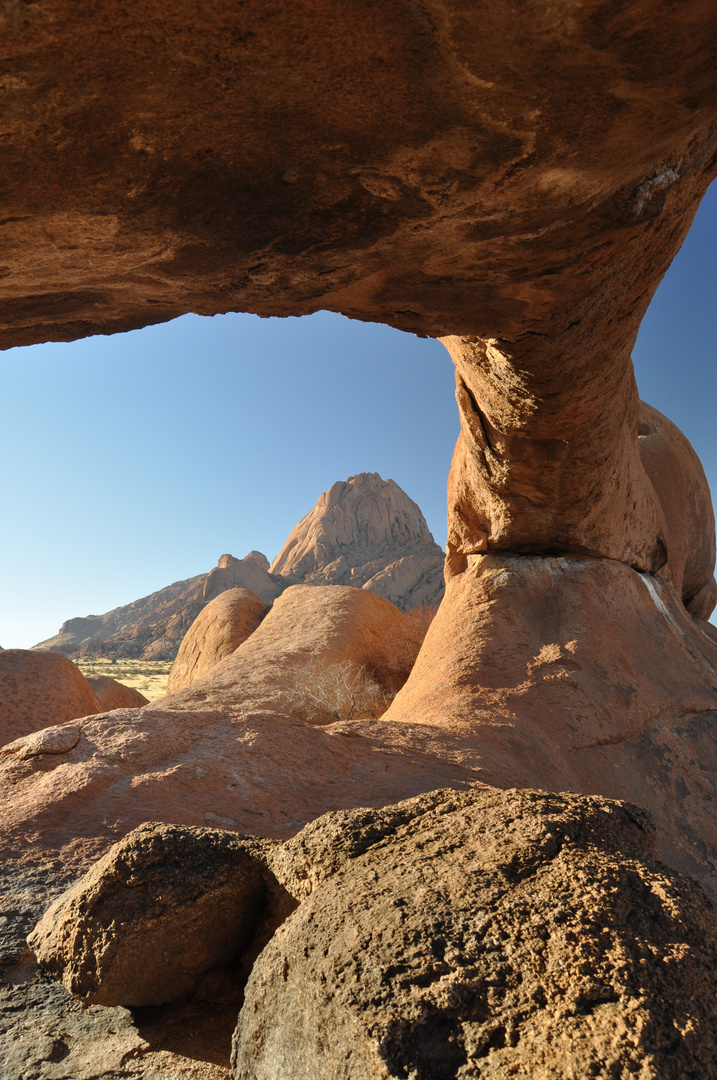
[
  {"xmin": 166, "ymin": 588, "xmax": 268, "ymax": 693},
  {"xmin": 0, "ymin": 710, "xmax": 480, "ymax": 883},
  {"xmin": 444, "ymin": 337, "xmax": 668, "ymax": 573},
  {"xmin": 637, "ymin": 401, "xmax": 716, "ymax": 614},
  {"xmin": 0, "ymin": 0, "xmax": 715, "ymax": 901},
  {"xmin": 3, "ymin": 3, "xmax": 714, "ymax": 765},
  {"xmin": 0, "ymin": 3, "xmax": 714, "ymax": 347},
  {"xmin": 358, "ymin": 552, "xmax": 717, "ymax": 891},
  {"xmin": 444, "ymin": 357, "xmax": 717, "ymax": 604},
  {"xmin": 0, "ymin": 651, "xmax": 100, "ymax": 748}
]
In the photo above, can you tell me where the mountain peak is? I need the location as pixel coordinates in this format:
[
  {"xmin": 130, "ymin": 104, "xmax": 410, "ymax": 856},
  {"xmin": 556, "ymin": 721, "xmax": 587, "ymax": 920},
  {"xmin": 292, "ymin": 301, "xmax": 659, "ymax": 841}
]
[{"xmin": 270, "ymin": 473, "xmax": 440, "ymax": 580}]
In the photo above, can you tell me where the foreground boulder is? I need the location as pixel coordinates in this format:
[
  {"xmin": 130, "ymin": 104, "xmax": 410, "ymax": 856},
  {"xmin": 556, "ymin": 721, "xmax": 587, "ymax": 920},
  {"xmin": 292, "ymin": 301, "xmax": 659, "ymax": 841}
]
[
  {"xmin": 167, "ymin": 588, "xmax": 268, "ymax": 693},
  {"xmin": 233, "ymin": 788, "xmax": 717, "ymax": 1080},
  {"xmin": 0, "ymin": 650, "xmax": 100, "ymax": 747},
  {"xmin": 25, "ymin": 789, "xmax": 717, "ymax": 1079},
  {"xmin": 28, "ymin": 823, "xmax": 292, "ymax": 1008}
]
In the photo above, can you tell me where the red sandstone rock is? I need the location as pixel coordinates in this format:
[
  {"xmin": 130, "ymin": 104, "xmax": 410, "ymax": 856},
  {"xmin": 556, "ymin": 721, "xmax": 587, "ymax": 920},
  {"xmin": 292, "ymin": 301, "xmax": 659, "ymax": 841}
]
[
  {"xmin": 0, "ymin": 650, "xmax": 100, "ymax": 748},
  {"xmin": 85, "ymin": 676, "xmax": 149, "ymax": 710},
  {"xmin": 0, "ymin": 710, "xmax": 479, "ymax": 884},
  {"xmin": 166, "ymin": 589, "xmax": 268, "ymax": 693},
  {"xmin": 2, "ymin": 6, "xmax": 717, "ymax": 1074},
  {"xmin": 346, "ymin": 552, "xmax": 717, "ymax": 891},
  {"xmin": 0, "ymin": 3, "xmax": 714, "ymax": 348},
  {"xmin": 444, "ymin": 336, "xmax": 670, "ymax": 574}
]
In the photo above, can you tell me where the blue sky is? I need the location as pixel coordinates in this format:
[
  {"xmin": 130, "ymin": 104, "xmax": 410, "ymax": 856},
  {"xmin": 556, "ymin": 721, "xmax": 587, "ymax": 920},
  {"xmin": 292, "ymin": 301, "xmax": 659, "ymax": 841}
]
[{"xmin": 1, "ymin": 180, "xmax": 715, "ymax": 649}]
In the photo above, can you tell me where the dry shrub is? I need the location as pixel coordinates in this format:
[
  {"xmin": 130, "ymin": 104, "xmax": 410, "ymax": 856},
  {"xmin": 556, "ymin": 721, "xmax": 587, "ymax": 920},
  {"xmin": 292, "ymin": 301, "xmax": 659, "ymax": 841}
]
[
  {"xmin": 287, "ymin": 658, "xmax": 387, "ymax": 725},
  {"xmin": 285, "ymin": 605, "xmax": 439, "ymax": 725},
  {"xmin": 372, "ymin": 604, "xmax": 439, "ymax": 688}
]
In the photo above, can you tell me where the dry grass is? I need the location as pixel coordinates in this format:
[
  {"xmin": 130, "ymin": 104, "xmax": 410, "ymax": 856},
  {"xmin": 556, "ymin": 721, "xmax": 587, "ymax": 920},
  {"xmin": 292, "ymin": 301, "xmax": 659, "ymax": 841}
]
[
  {"xmin": 285, "ymin": 659, "xmax": 388, "ymax": 725},
  {"xmin": 74, "ymin": 658, "xmax": 172, "ymax": 702}
]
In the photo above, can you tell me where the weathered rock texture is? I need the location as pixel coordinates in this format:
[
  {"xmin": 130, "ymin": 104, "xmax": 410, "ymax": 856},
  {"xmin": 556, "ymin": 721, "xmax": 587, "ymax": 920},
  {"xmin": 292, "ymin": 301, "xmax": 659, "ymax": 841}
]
[
  {"xmin": 86, "ymin": 675, "xmax": 149, "ymax": 710},
  {"xmin": 0, "ymin": 717, "xmax": 480, "ymax": 1076},
  {"xmin": 0, "ymin": 649, "xmax": 100, "ymax": 747},
  {"xmin": 6, "ymin": 561, "xmax": 717, "ymax": 901},
  {"xmin": 166, "ymin": 589, "xmax": 268, "ymax": 693},
  {"xmin": 447, "ymin": 372, "xmax": 716, "ymax": 610},
  {"xmin": 234, "ymin": 788, "xmax": 717, "ymax": 1080},
  {"xmin": 25, "ymin": 790, "xmax": 717, "ymax": 1080},
  {"xmin": 271, "ymin": 473, "xmax": 445, "ymax": 610},
  {"xmin": 28, "ymin": 823, "xmax": 293, "ymax": 1008},
  {"xmin": 9, "ymin": 0, "xmax": 716, "ymax": 799},
  {"xmin": 638, "ymin": 401, "xmax": 717, "ymax": 615},
  {"xmin": 360, "ymin": 551, "xmax": 717, "ymax": 891},
  {"xmin": 4, "ymin": 4, "xmax": 717, "ymax": 1076}
]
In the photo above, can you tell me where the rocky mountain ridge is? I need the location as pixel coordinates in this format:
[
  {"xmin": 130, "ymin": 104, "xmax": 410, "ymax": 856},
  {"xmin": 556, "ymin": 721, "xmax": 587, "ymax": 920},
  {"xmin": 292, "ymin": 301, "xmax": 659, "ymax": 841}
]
[{"xmin": 35, "ymin": 474, "xmax": 445, "ymax": 659}]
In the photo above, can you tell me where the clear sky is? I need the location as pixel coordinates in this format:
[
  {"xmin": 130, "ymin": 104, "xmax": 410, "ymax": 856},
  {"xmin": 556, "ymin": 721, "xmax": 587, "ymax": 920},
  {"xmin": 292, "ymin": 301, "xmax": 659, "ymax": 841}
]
[{"xmin": 1, "ymin": 180, "xmax": 715, "ymax": 649}]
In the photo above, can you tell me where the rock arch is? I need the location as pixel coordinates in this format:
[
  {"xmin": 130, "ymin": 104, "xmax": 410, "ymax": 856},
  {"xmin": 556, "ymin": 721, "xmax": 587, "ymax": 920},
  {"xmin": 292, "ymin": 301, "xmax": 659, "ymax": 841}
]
[{"xmin": 4, "ymin": 0, "xmax": 717, "ymax": 872}]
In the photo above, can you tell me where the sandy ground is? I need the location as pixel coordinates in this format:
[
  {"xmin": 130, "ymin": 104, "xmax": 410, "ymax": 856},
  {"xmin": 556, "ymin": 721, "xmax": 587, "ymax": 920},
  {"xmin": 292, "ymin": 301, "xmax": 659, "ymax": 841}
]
[{"xmin": 74, "ymin": 658, "xmax": 172, "ymax": 701}]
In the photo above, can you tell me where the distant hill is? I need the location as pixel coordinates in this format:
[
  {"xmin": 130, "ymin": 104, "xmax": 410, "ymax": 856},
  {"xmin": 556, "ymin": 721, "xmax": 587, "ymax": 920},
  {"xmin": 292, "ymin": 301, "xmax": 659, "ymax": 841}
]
[{"xmin": 34, "ymin": 473, "xmax": 445, "ymax": 660}]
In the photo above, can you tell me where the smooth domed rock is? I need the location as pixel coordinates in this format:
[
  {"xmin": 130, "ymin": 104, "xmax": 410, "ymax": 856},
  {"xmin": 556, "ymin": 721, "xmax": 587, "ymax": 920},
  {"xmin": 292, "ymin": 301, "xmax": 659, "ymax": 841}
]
[
  {"xmin": 155, "ymin": 584, "xmax": 408, "ymax": 717},
  {"xmin": 85, "ymin": 675, "xmax": 149, "ymax": 710},
  {"xmin": 637, "ymin": 400, "xmax": 716, "ymax": 614},
  {"xmin": 0, "ymin": 650, "xmax": 100, "ymax": 747},
  {"xmin": 233, "ymin": 788, "xmax": 717, "ymax": 1080},
  {"xmin": 358, "ymin": 551, "xmax": 717, "ymax": 890},
  {"xmin": 166, "ymin": 588, "xmax": 268, "ymax": 693},
  {"xmin": 201, "ymin": 553, "xmax": 284, "ymax": 607},
  {"xmin": 28, "ymin": 823, "xmax": 288, "ymax": 1008}
]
